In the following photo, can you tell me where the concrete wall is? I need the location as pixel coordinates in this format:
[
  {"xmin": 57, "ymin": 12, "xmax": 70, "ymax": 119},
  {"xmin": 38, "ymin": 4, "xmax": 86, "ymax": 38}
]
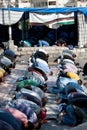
[{"xmin": 9, "ymin": 44, "xmax": 87, "ymax": 67}]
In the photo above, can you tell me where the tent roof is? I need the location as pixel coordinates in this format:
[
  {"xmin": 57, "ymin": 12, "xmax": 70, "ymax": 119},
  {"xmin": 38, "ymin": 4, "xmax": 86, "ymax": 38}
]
[{"xmin": 1, "ymin": 7, "xmax": 87, "ymax": 16}]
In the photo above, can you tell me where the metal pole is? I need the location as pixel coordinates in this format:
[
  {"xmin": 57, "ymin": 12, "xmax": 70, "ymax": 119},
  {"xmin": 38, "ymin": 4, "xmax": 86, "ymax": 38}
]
[{"xmin": 8, "ymin": 0, "xmax": 12, "ymax": 41}]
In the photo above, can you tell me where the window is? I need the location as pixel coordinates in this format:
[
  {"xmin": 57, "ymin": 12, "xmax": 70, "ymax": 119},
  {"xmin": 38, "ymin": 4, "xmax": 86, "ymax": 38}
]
[
  {"xmin": 44, "ymin": 2, "xmax": 47, "ymax": 6},
  {"xmin": 40, "ymin": 2, "xmax": 45, "ymax": 7},
  {"xmin": 21, "ymin": 0, "xmax": 29, "ymax": 3},
  {"xmin": 49, "ymin": 1, "xmax": 56, "ymax": 5}
]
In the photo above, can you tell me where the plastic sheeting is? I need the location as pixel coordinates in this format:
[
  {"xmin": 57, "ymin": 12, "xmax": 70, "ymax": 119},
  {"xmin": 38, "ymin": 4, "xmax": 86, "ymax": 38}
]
[{"xmin": 1, "ymin": 7, "xmax": 87, "ymax": 15}]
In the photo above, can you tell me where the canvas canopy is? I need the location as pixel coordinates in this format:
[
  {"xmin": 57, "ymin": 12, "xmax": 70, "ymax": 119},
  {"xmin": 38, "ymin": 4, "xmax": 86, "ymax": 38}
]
[
  {"xmin": 0, "ymin": 9, "xmax": 23, "ymax": 25},
  {"xmin": 0, "ymin": 7, "xmax": 87, "ymax": 25},
  {"xmin": 29, "ymin": 13, "xmax": 74, "ymax": 26}
]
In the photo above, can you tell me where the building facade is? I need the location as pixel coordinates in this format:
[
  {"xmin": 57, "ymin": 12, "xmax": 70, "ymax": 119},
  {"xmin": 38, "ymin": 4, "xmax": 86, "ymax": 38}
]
[
  {"xmin": 32, "ymin": 0, "xmax": 69, "ymax": 8},
  {"xmin": 0, "ymin": 0, "xmax": 69, "ymax": 8},
  {"xmin": 0, "ymin": 0, "xmax": 31, "ymax": 8},
  {"xmin": 0, "ymin": 0, "xmax": 87, "ymax": 8},
  {"xmin": 66, "ymin": 0, "xmax": 87, "ymax": 7}
]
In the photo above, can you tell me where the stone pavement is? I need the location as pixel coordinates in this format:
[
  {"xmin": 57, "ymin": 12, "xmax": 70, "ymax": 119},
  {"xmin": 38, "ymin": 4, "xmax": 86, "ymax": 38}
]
[
  {"xmin": 40, "ymin": 65, "xmax": 87, "ymax": 130},
  {"xmin": 40, "ymin": 66, "xmax": 71, "ymax": 130},
  {"xmin": 0, "ymin": 62, "xmax": 87, "ymax": 130},
  {"xmin": 70, "ymin": 122, "xmax": 87, "ymax": 130},
  {"xmin": 0, "ymin": 62, "xmax": 28, "ymax": 107}
]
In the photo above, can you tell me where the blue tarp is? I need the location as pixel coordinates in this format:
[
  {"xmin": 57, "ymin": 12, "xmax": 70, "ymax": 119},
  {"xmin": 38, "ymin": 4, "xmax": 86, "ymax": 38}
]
[{"xmin": 1, "ymin": 7, "xmax": 87, "ymax": 16}]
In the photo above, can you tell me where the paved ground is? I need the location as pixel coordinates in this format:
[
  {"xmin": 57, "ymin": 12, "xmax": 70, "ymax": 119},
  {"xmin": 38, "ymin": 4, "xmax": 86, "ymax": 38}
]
[
  {"xmin": 0, "ymin": 62, "xmax": 28, "ymax": 107},
  {"xmin": 0, "ymin": 59, "xmax": 87, "ymax": 130},
  {"xmin": 39, "ymin": 64, "xmax": 87, "ymax": 130},
  {"xmin": 40, "ymin": 66, "xmax": 71, "ymax": 130}
]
